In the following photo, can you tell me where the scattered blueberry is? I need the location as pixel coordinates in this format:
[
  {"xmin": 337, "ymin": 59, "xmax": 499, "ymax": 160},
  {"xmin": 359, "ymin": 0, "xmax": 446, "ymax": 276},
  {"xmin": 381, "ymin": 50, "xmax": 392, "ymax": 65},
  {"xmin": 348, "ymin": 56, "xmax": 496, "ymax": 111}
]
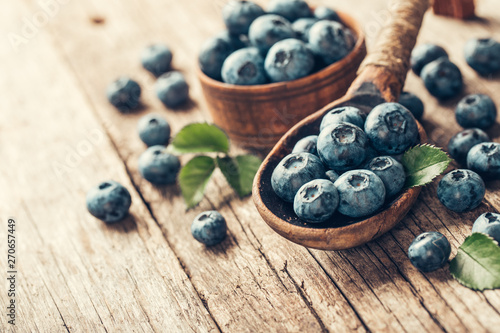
[
  {"xmin": 267, "ymin": 0, "xmax": 312, "ymax": 22},
  {"xmin": 141, "ymin": 44, "xmax": 173, "ymax": 77},
  {"xmin": 408, "ymin": 232, "xmax": 451, "ymax": 272},
  {"xmin": 410, "ymin": 43, "xmax": 448, "ymax": 76},
  {"xmin": 138, "ymin": 145, "xmax": 181, "ymax": 185},
  {"xmin": 421, "ymin": 58, "xmax": 463, "ymax": 99},
  {"xmin": 398, "ymin": 91, "xmax": 424, "ymax": 120},
  {"xmin": 248, "ymin": 14, "xmax": 295, "ymax": 53},
  {"xmin": 264, "ymin": 38, "xmax": 314, "ymax": 82},
  {"xmin": 467, "ymin": 142, "xmax": 500, "ymax": 179},
  {"xmin": 437, "ymin": 169, "xmax": 485, "ymax": 212},
  {"xmin": 191, "ymin": 211, "xmax": 227, "ymax": 246},
  {"xmin": 317, "ymin": 122, "xmax": 368, "ymax": 171},
  {"xmin": 199, "ymin": 34, "xmax": 236, "ymax": 80},
  {"xmin": 271, "ymin": 152, "xmax": 325, "ymax": 202},
  {"xmin": 221, "ymin": 47, "xmax": 267, "ymax": 85},
  {"xmin": 455, "ymin": 94, "xmax": 497, "ymax": 129},
  {"xmin": 308, "ymin": 20, "xmax": 354, "ymax": 65},
  {"xmin": 222, "ymin": 0, "xmax": 265, "ymax": 35},
  {"xmin": 292, "ymin": 135, "xmax": 318, "ymax": 155},
  {"xmin": 364, "ymin": 102, "xmax": 419, "ymax": 155},
  {"xmin": 325, "ymin": 170, "xmax": 340, "ymax": 183},
  {"xmin": 319, "ymin": 106, "xmax": 365, "ymax": 132},
  {"xmin": 292, "ymin": 17, "xmax": 318, "ymax": 41},
  {"xmin": 314, "ymin": 6, "xmax": 340, "ymax": 22},
  {"xmin": 107, "ymin": 77, "xmax": 141, "ymax": 112},
  {"xmin": 472, "ymin": 212, "xmax": 500, "ymax": 243},
  {"xmin": 293, "ymin": 179, "xmax": 339, "ymax": 223},
  {"xmin": 464, "ymin": 38, "xmax": 500, "ymax": 76},
  {"xmin": 333, "ymin": 170, "xmax": 386, "ymax": 218},
  {"xmin": 156, "ymin": 71, "xmax": 189, "ymax": 107},
  {"xmin": 448, "ymin": 128, "xmax": 490, "ymax": 165},
  {"xmin": 365, "ymin": 156, "xmax": 406, "ymax": 197},
  {"xmin": 86, "ymin": 180, "xmax": 132, "ymax": 223},
  {"xmin": 137, "ymin": 113, "xmax": 171, "ymax": 147}
]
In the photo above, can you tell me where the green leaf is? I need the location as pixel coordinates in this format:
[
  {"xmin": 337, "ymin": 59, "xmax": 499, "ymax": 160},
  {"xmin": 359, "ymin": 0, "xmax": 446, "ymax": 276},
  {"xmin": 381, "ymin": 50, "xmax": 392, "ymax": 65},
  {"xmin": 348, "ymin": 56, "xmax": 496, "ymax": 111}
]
[
  {"xmin": 402, "ymin": 144, "xmax": 451, "ymax": 188},
  {"xmin": 449, "ymin": 233, "xmax": 500, "ymax": 291},
  {"xmin": 179, "ymin": 156, "xmax": 216, "ymax": 209},
  {"xmin": 171, "ymin": 123, "xmax": 229, "ymax": 154},
  {"xmin": 216, "ymin": 155, "xmax": 262, "ymax": 197}
]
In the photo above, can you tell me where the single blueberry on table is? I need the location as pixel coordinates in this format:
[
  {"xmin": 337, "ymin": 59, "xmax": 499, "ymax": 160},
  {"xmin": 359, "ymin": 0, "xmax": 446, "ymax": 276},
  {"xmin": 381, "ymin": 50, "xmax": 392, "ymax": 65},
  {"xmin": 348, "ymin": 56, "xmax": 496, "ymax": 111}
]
[
  {"xmin": 138, "ymin": 145, "xmax": 181, "ymax": 185},
  {"xmin": 314, "ymin": 6, "xmax": 340, "ymax": 22},
  {"xmin": 222, "ymin": 0, "xmax": 265, "ymax": 35},
  {"xmin": 141, "ymin": 44, "xmax": 173, "ymax": 77},
  {"xmin": 398, "ymin": 91, "xmax": 424, "ymax": 120},
  {"xmin": 191, "ymin": 211, "xmax": 227, "ymax": 246},
  {"xmin": 137, "ymin": 113, "xmax": 171, "ymax": 147},
  {"xmin": 317, "ymin": 122, "xmax": 368, "ymax": 171},
  {"xmin": 199, "ymin": 34, "xmax": 236, "ymax": 81},
  {"xmin": 364, "ymin": 156, "xmax": 406, "ymax": 198},
  {"xmin": 156, "ymin": 71, "xmax": 189, "ymax": 108},
  {"xmin": 86, "ymin": 180, "xmax": 132, "ymax": 223},
  {"xmin": 308, "ymin": 20, "xmax": 354, "ymax": 65},
  {"xmin": 325, "ymin": 170, "xmax": 340, "ymax": 183},
  {"xmin": 267, "ymin": 0, "xmax": 312, "ymax": 22},
  {"xmin": 364, "ymin": 102, "xmax": 419, "ymax": 155},
  {"xmin": 221, "ymin": 47, "xmax": 267, "ymax": 85},
  {"xmin": 271, "ymin": 152, "xmax": 325, "ymax": 202},
  {"xmin": 447, "ymin": 128, "xmax": 490, "ymax": 165},
  {"xmin": 437, "ymin": 169, "xmax": 485, "ymax": 212},
  {"xmin": 464, "ymin": 38, "xmax": 500, "ymax": 76},
  {"xmin": 248, "ymin": 14, "xmax": 295, "ymax": 54},
  {"xmin": 467, "ymin": 142, "xmax": 500, "ymax": 179},
  {"xmin": 333, "ymin": 170, "xmax": 386, "ymax": 218},
  {"xmin": 264, "ymin": 38, "xmax": 314, "ymax": 82},
  {"xmin": 294, "ymin": 179, "xmax": 339, "ymax": 223},
  {"xmin": 319, "ymin": 106, "xmax": 365, "ymax": 132},
  {"xmin": 408, "ymin": 232, "xmax": 451, "ymax": 272},
  {"xmin": 472, "ymin": 212, "xmax": 500, "ymax": 243},
  {"xmin": 292, "ymin": 18, "xmax": 318, "ymax": 42},
  {"xmin": 292, "ymin": 135, "xmax": 318, "ymax": 155},
  {"xmin": 107, "ymin": 77, "xmax": 141, "ymax": 112},
  {"xmin": 410, "ymin": 43, "xmax": 448, "ymax": 76},
  {"xmin": 455, "ymin": 94, "xmax": 497, "ymax": 129},
  {"xmin": 421, "ymin": 58, "xmax": 463, "ymax": 100}
]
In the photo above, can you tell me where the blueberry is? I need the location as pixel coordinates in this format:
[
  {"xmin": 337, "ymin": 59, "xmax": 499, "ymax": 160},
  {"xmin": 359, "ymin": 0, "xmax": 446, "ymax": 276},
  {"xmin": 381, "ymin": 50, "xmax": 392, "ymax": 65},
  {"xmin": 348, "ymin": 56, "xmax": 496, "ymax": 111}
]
[
  {"xmin": 437, "ymin": 169, "xmax": 485, "ymax": 212},
  {"xmin": 264, "ymin": 38, "xmax": 314, "ymax": 82},
  {"xmin": 333, "ymin": 170, "xmax": 386, "ymax": 218},
  {"xmin": 472, "ymin": 212, "xmax": 500, "ymax": 243},
  {"xmin": 221, "ymin": 47, "xmax": 267, "ymax": 85},
  {"xmin": 155, "ymin": 71, "xmax": 189, "ymax": 107},
  {"xmin": 467, "ymin": 142, "xmax": 500, "ymax": 179},
  {"xmin": 222, "ymin": 0, "xmax": 265, "ymax": 35},
  {"xmin": 398, "ymin": 91, "xmax": 424, "ymax": 120},
  {"xmin": 137, "ymin": 113, "xmax": 171, "ymax": 147},
  {"xmin": 464, "ymin": 38, "xmax": 500, "ymax": 76},
  {"xmin": 410, "ymin": 43, "xmax": 448, "ymax": 76},
  {"xmin": 138, "ymin": 145, "xmax": 181, "ymax": 185},
  {"xmin": 408, "ymin": 232, "xmax": 451, "ymax": 272},
  {"xmin": 314, "ymin": 6, "xmax": 340, "ymax": 22},
  {"xmin": 365, "ymin": 156, "xmax": 406, "ymax": 197},
  {"xmin": 318, "ymin": 122, "xmax": 368, "ymax": 171},
  {"xmin": 248, "ymin": 15, "xmax": 295, "ymax": 54},
  {"xmin": 217, "ymin": 30, "xmax": 248, "ymax": 50},
  {"xmin": 191, "ymin": 211, "xmax": 227, "ymax": 246},
  {"xmin": 325, "ymin": 170, "xmax": 340, "ymax": 183},
  {"xmin": 267, "ymin": 0, "xmax": 312, "ymax": 22},
  {"xmin": 448, "ymin": 128, "xmax": 490, "ymax": 165},
  {"xmin": 320, "ymin": 106, "xmax": 365, "ymax": 132},
  {"xmin": 292, "ymin": 135, "xmax": 318, "ymax": 155},
  {"xmin": 292, "ymin": 18, "xmax": 318, "ymax": 41},
  {"xmin": 107, "ymin": 77, "xmax": 141, "ymax": 112},
  {"xmin": 199, "ymin": 35, "xmax": 235, "ymax": 81},
  {"xmin": 293, "ymin": 179, "xmax": 339, "ymax": 223},
  {"xmin": 455, "ymin": 94, "xmax": 497, "ymax": 129},
  {"xmin": 271, "ymin": 152, "xmax": 325, "ymax": 202},
  {"xmin": 86, "ymin": 180, "xmax": 132, "ymax": 223},
  {"xmin": 364, "ymin": 102, "xmax": 419, "ymax": 155},
  {"xmin": 421, "ymin": 58, "xmax": 463, "ymax": 99},
  {"xmin": 141, "ymin": 44, "xmax": 172, "ymax": 77},
  {"xmin": 308, "ymin": 20, "xmax": 354, "ymax": 65}
]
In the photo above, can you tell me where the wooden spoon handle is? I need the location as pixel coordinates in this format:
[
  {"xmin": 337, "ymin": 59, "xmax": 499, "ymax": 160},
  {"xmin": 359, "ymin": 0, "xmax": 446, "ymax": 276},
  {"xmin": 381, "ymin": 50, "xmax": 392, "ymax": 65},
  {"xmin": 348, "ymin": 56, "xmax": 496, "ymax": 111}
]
[{"xmin": 348, "ymin": 0, "xmax": 430, "ymax": 101}]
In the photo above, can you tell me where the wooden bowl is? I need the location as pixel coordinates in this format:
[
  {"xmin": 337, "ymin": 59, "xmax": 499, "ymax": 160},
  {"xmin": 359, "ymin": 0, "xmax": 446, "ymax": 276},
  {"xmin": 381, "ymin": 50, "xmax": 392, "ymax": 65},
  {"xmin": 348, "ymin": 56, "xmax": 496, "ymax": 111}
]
[{"xmin": 198, "ymin": 11, "xmax": 367, "ymax": 150}]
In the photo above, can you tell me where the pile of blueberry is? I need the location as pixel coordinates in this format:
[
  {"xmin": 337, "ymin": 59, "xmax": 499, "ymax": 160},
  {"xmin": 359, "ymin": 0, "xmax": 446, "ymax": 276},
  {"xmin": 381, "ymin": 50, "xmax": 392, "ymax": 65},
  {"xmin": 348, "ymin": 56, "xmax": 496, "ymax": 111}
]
[
  {"xmin": 272, "ymin": 102, "xmax": 419, "ymax": 223},
  {"xmin": 199, "ymin": 0, "xmax": 356, "ymax": 85}
]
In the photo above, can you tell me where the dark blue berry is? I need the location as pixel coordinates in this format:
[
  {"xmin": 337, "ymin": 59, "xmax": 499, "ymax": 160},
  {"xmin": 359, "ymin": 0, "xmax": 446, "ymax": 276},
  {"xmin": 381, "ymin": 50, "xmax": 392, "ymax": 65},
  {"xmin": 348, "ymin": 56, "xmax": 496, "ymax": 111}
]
[
  {"xmin": 314, "ymin": 6, "xmax": 340, "ymax": 22},
  {"xmin": 292, "ymin": 135, "xmax": 318, "ymax": 155},
  {"xmin": 267, "ymin": 0, "xmax": 312, "ymax": 22},
  {"xmin": 455, "ymin": 94, "xmax": 497, "ymax": 129},
  {"xmin": 410, "ymin": 43, "xmax": 448, "ymax": 76},
  {"xmin": 292, "ymin": 18, "xmax": 318, "ymax": 41},
  {"xmin": 156, "ymin": 71, "xmax": 189, "ymax": 107},
  {"xmin": 308, "ymin": 20, "xmax": 354, "ymax": 65},
  {"xmin": 248, "ymin": 14, "xmax": 295, "ymax": 53},
  {"xmin": 320, "ymin": 106, "xmax": 365, "ymax": 132},
  {"xmin": 199, "ymin": 34, "xmax": 235, "ymax": 81},
  {"xmin": 141, "ymin": 44, "xmax": 172, "ymax": 77},
  {"xmin": 222, "ymin": 0, "xmax": 265, "ymax": 35},
  {"xmin": 447, "ymin": 128, "xmax": 490, "ymax": 165},
  {"xmin": 221, "ymin": 47, "xmax": 267, "ymax": 85},
  {"xmin": 408, "ymin": 232, "xmax": 451, "ymax": 272},
  {"xmin": 264, "ymin": 38, "xmax": 314, "ymax": 82},
  {"xmin": 364, "ymin": 156, "xmax": 405, "ymax": 197},
  {"xmin": 191, "ymin": 211, "xmax": 227, "ymax": 246},
  {"xmin": 472, "ymin": 213, "xmax": 500, "ymax": 243},
  {"xmin": 138, "ymin": 145, "xmax": 181, "ymax": 185},
  {"xmin": 293, "ymin": 179, "xmax": 339, "ymax": 223},
  {"xmin": 86, "ymin": 180, "xmax": 132, "ymax": 223},
  {"xmin": 421, "ymin": 58, "xmax": 463, "ymax": 100},
  {"xmin": 464, "ymin": 38, "xmax": 500, "ymax": 76},
  {"xmin": 398, "ymin": 91, "xmax": 424, "ymax": 119},
  {"xmin": 467, "ymin": 142, "xmax": 500, "ymax": 179},
  {"xmin": 137, "ymin": 114, "xmax": 171, "ymax": 147},
  {"xmin": 437, "ymin": 169, "xmax": 485, "ymax": 212},
  {"xmin": 107, "ymin": 77, "xmax": 141, "ymax": 112}
]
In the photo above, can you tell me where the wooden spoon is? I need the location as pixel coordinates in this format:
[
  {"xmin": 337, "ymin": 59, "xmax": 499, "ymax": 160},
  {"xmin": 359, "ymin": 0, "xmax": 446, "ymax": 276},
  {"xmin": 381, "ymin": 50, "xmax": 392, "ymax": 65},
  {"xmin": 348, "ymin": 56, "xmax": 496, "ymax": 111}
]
[{"xmin": 252, "ymin": 0, "xmax": 430, "ymax": 251}]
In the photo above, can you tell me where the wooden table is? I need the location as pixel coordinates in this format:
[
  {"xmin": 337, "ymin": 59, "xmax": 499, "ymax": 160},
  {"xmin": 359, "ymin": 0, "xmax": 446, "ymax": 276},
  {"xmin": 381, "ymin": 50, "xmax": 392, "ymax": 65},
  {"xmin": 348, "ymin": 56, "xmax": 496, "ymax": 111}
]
[{"xmin": 1, "ymin": 0, "xmax": 500, "ymax": 331}]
